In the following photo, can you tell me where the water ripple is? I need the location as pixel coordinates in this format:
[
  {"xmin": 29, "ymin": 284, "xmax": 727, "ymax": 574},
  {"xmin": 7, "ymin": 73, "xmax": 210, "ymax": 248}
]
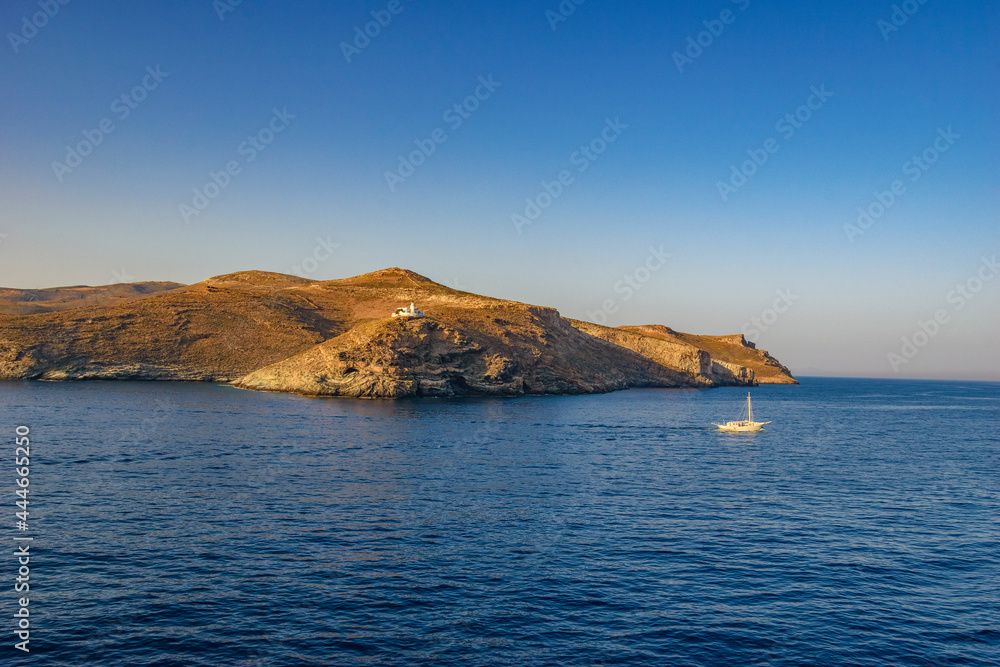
[{"xmin": 2, "ymin": 378, "xmax": 998, "ymax": 665}]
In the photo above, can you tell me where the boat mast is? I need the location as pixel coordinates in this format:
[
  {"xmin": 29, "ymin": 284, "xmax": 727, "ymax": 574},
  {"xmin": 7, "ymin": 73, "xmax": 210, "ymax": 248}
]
[{"xmin": 747, "ymin": 393, "xmax": 753, "ymax": 422}]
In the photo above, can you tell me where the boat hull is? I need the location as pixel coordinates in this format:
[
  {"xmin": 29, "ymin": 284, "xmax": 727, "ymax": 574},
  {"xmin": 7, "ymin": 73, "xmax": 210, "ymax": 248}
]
[{"xmin": 715, "ymin": 421, "xmax": 770, "ymax": 432}]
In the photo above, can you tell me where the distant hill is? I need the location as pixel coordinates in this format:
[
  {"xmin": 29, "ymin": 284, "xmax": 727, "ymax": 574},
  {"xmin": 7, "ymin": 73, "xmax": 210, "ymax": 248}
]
[
  {"xmin": 0, "ymin": 282, "xmax": 185, "ymax": 315},
  {"xmin": 0, "ymin": 268, "xmax": 795, "ymax": 397}
]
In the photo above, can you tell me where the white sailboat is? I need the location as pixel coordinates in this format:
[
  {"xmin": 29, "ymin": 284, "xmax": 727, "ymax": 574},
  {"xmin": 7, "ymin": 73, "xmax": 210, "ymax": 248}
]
[{"xmin": 715, "ymin": 392, "xmax": 771, "ymax": 432}]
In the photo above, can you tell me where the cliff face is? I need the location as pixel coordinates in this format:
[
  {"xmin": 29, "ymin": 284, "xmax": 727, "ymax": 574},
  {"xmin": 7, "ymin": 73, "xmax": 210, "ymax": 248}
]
[
  {"xmin": 617, "ymin": 325, "xmax": 797, "ymax": 385},
  {"xmin": 0, "ymin": 268, "xmax": 796, "ymax": 396},
  {"xmin": 569, "ymin": 320, "xmax": 713, "ymax": 377}
]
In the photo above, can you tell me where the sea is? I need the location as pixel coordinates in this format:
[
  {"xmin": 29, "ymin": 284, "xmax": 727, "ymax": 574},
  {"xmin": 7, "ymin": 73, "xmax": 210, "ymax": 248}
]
[{"xmin": 1, "ymin": 377, "xmax": 998, "ymax": 666}]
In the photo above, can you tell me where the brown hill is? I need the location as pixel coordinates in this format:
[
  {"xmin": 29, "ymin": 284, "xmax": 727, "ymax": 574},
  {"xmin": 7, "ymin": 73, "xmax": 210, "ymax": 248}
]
[
  {"xmin": 0, "ymin": 281, "xmax": 185, "ymax": 315},
  {"xmin": 236, "ymin": 303, "xmax": 704, "ymax": 398},
  {"xmin": 0, "ymin": 268, "xmax": 796, "ymax": 396}
]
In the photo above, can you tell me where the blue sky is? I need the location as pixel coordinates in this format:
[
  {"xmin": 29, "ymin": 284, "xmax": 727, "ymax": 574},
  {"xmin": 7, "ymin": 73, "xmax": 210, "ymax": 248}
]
[{"xmin": 1, "ymin": 0, "xmax": 997, "ymax": 380}]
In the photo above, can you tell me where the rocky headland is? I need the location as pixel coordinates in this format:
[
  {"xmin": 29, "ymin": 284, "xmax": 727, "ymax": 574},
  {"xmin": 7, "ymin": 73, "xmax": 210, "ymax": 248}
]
[{"xmin": 0, "ymin": 268, "xmax": 796, "ymax": 397}]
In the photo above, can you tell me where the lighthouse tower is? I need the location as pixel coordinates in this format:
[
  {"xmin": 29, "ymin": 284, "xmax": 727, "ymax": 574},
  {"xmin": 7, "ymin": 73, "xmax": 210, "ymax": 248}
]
[{"xmin": 391, "ymin": 302, "xmax": 425, "ymax": 318}]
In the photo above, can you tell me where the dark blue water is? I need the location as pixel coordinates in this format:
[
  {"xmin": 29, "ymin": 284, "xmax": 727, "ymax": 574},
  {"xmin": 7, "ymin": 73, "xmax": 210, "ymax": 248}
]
[{"xmin": 2, "ymin": 378, "xmax": 998, "ymax": 666}]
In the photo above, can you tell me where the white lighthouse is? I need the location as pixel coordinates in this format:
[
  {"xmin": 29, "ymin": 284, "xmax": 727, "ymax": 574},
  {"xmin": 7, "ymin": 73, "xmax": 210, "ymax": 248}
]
[{"xmin": 391, "ymin": 302, "xmax": 425, "ymax": 318}]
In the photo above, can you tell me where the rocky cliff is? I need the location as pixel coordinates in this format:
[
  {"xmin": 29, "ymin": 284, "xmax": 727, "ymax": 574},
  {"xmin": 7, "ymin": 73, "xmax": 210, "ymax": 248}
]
[
  {"xmin": 616, "ymin": 325, "xmax": 797, "ymax": 385},
  {"xmin": 0, "ymin": 268, "xmax": 796, "ymax": 396}
]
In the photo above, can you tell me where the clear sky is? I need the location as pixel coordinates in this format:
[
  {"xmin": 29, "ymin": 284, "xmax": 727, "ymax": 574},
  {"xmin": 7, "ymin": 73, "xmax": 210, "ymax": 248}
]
[{"xmin": 1, "ymin": 0, "xmax": 997, "ymax": 380}]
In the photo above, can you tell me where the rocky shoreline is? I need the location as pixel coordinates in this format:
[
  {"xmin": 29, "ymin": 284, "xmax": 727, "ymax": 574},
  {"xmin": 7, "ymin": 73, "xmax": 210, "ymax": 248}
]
[{"xmin": 0, "ymin": 268, "xmax": 796, "ymax": 397}]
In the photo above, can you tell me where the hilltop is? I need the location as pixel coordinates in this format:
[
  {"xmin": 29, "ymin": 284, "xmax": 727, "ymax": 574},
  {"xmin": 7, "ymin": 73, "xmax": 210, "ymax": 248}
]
[
  {"xmin": 0, "ymin": 268, "xmax": 796, "ymax": 397},
  {"xmin": 0, "ymin": 281, "xmax": 185, "ymax": 315}
]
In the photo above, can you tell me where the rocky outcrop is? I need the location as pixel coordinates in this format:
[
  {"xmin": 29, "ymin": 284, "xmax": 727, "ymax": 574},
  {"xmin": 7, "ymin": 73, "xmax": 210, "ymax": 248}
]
[
  {"xmin": 235, "ymin": 305, "xmax": 707, "ymax": 397},
  {"xmin": 0, "ymin": 267, "xmax": 796, "ymax": 396},
  {"xmin": 710, "ymin": 360, "xmax": 756, "ymax": 385},
  {"xmin": 568, "ymin": 320, "xmax": 714, "ymax": 379},
  {"xmin": 615, "ymin": 325, "xmax": 796, "ymax": 385}
]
